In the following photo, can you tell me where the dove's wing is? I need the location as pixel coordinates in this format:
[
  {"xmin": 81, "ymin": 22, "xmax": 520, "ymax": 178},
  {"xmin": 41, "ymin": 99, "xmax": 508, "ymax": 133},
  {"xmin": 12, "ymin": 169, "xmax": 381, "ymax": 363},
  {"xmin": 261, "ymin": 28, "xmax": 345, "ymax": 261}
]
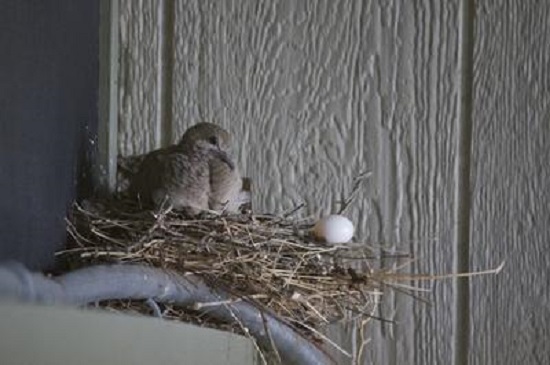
[{"xmin": 129, "ymin": 147, "xmax": 177, "ymax": 206}]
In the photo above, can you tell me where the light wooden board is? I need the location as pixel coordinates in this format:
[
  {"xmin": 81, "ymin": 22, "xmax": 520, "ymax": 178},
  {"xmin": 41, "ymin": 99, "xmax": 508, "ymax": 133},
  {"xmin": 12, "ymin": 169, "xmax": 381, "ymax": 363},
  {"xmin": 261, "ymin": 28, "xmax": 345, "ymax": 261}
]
[
  {"xmin": 0, "ymin": 302, "xmax": 256, "ymax": 365},
  {"xmin": 469, "ymin": 2, "xmax": 550, "ymax": 364},
  {"xmin": 119, "ymin": 1, "xmax": 464, "ymax": 364}
]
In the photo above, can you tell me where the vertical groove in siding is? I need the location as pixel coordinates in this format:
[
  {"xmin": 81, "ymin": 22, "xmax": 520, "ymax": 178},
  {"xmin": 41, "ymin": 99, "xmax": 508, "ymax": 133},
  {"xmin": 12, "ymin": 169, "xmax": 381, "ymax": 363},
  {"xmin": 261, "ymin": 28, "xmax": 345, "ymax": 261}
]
[
  {"xmin": 454, "ymin": 0, "xmax": 474, "ymax": 364},
  {"xmin": 118, "ymin": 0, "xmax": 161, "ymax": 155},
  {"xmin": 98, "ymin": 0, "xmax": 119, "ymax": 193},
  {"xmin": 159, "ymin": 0, "xmax": 176, "ymax": 146},
  {"xmin": 405, "ymin": 2, "xmax": 462, "ymax": 365}
]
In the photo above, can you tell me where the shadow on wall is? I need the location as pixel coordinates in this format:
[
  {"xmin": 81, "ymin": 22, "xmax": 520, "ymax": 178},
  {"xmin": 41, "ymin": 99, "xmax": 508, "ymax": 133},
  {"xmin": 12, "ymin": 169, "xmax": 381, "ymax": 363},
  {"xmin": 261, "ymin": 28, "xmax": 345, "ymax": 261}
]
[{"xmin": 0, "ymin": 1, "xmax": 98, "ymax": 270}]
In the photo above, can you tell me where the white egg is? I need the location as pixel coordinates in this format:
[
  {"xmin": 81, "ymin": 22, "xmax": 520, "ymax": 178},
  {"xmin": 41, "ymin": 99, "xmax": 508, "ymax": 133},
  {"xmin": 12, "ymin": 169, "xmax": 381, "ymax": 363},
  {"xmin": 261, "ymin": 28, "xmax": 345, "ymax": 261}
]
[{"xmin": 312, "ymin": 215, "xmax": 354, "ymax": 244}]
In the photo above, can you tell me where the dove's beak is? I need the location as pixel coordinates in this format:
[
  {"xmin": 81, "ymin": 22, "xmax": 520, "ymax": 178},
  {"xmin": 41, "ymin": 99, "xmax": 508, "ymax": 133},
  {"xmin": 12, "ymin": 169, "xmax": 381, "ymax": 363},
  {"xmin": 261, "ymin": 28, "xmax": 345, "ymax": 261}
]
[{"xmin": 214, "ymin": 149, "xmax": 235, "ymax": 170}]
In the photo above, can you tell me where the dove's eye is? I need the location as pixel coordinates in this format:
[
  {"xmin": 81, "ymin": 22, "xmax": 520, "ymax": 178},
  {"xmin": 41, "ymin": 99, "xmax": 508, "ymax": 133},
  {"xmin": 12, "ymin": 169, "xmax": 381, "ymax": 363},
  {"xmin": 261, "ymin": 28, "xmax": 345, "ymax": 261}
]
[{"xmin": 208, "ymin": 136, "xmax": 219, "ymax": 146}]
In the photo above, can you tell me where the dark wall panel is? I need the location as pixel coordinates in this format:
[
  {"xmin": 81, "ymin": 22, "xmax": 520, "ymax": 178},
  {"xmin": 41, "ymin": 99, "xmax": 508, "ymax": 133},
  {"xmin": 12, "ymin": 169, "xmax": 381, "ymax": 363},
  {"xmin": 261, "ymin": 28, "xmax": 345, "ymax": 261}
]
[{"xmin": 0, "ymin": 1, "xmax": 98, "ymax": 269}]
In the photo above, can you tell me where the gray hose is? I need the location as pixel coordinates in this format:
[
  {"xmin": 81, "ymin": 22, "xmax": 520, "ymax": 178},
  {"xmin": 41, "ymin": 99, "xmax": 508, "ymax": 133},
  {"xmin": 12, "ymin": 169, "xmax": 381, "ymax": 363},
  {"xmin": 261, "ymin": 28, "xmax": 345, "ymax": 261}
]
[{"xmin": 0, "ymin": 263, "xmax": 333, "ymax": 365}]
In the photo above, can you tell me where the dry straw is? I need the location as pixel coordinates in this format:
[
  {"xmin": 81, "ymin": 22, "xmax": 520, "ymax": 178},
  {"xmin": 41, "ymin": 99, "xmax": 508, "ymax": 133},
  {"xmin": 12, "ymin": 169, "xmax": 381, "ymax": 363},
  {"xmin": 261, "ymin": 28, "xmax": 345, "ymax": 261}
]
[
  {"xmin": 58, "ymin": 196, "xmax": 405, "ymax": 341},
  {"xmin": 58, "ymin": 176, "xmax": 503, "ymax": 361}
]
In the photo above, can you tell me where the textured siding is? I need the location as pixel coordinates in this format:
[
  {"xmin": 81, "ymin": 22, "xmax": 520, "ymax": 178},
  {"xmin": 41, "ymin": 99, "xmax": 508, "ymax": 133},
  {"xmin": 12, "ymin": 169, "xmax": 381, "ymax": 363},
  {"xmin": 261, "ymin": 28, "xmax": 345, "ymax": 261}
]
[
  {"xmin": 119, "ymin": 1, "xmax": 461, "ymax": 364},
  {"xmin": 469, "ymin": 2, "xmax": 550, "ymax": 364},
  {"xmin": 118, "ymin": 0, "xmax": 162, "ymax": 154},
  {"xmin": 116, "ymin": 1, "xmax": 550, "ymax": 364}
]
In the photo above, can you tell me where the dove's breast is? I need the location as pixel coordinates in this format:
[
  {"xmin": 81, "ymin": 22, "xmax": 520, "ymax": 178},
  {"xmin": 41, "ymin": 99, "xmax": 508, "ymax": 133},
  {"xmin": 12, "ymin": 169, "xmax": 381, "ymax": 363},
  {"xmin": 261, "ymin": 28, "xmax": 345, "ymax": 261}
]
[{"xmin": 208, "ymin": 158, "xmax": 243, "ymax": 212}]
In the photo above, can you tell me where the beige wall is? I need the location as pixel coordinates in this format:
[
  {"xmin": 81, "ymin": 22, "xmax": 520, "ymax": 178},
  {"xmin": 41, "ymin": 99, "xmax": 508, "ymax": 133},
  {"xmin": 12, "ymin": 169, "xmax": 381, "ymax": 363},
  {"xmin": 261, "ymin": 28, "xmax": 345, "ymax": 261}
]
[{"xmin": 116, "ymin": 1, "xmax": 550, "ymax": 364}]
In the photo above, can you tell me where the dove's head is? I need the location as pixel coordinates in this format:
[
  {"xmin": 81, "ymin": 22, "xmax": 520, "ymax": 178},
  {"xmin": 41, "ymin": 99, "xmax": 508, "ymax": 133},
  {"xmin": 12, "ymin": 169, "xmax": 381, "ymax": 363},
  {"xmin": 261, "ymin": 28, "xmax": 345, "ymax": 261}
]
[
  {"xmin": 179, "ymin": 123, "xmax": 232, "ymax": 150},
  {"xmin": 179, "ymin": 122, "xmax": 235, "ymax": 170}
]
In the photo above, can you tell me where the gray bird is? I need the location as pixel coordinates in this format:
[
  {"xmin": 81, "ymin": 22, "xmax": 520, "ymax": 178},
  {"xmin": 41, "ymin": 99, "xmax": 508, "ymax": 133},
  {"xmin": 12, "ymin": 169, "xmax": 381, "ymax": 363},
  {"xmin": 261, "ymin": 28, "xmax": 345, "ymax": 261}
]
[
  {"xmin": 180, "ymin": 123, "xmax": 245, "ymax": 212},
  {"xmin": 128, "ymin": 123, "xmax": 237, "ymax": 215}
]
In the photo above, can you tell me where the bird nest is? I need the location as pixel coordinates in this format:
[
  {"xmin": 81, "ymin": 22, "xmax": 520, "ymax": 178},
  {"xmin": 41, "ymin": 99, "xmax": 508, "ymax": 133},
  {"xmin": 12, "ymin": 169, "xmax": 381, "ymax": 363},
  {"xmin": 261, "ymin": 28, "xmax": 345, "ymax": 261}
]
[{"xmin": 57, "ymin": 196, "xmax": 410, "ymax": 350}]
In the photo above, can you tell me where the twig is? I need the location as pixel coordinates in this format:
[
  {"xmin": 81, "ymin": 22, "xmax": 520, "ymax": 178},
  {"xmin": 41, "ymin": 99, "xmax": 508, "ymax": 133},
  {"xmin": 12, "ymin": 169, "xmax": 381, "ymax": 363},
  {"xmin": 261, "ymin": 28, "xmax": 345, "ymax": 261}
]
[{"xmin": 338, "ymin": 171, "xmax": 372, "ymax": 215}]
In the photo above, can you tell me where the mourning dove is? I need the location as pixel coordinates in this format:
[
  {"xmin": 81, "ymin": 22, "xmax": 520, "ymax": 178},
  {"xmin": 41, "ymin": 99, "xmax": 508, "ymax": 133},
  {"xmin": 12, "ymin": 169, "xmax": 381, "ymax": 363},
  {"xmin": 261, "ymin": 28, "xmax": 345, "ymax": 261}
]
[
  {"xmin": 179, "ymin": 123, "xmax": 246, "ymax": 212},
  {"xmin": 127, "ymin": 123, "xmax": 245, "ymax": 214}
]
